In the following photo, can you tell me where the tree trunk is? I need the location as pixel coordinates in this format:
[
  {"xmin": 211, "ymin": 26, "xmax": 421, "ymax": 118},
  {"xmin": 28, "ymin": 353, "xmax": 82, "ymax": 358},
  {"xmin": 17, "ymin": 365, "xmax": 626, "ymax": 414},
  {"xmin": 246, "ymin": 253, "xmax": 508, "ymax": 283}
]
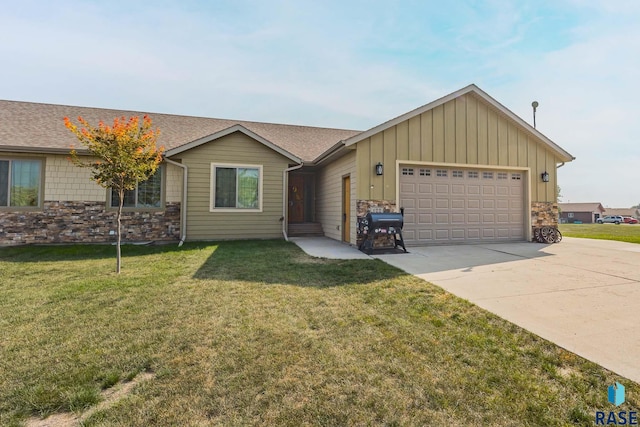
[{"xmin": 116, "ymin": 187, "xmax": 123, "ymax": 274}]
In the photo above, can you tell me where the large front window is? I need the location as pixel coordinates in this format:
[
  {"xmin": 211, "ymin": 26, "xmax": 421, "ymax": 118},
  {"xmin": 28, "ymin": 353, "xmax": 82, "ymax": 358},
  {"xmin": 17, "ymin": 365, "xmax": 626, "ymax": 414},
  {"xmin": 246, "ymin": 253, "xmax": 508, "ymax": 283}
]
[
  {"xmin": 0, "ymin": 159, "xmax": 42, "ymax": 208},
  {"xmin": 211, "ymin": 164, "xmax": 262, "ymax": 210},
  {"xmin": 110, "ymin": 168, "xmax": 163, "ymax": 208}
]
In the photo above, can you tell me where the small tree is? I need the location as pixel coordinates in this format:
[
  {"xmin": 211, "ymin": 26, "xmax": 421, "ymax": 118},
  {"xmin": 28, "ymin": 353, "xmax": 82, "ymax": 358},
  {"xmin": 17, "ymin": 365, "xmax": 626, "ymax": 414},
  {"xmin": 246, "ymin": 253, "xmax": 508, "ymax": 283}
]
[{"xmin": 64, "ymin": 115, "xmax": 163, "ymax": 273}]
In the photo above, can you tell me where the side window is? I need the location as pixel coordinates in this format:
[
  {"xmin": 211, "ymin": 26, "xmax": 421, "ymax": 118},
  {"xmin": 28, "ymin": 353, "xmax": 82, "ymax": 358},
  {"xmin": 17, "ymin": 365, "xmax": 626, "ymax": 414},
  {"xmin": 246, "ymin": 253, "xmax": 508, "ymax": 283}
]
[{"xmin": 0, "ymin": 159, "xmax": 43, "ymax": 208}]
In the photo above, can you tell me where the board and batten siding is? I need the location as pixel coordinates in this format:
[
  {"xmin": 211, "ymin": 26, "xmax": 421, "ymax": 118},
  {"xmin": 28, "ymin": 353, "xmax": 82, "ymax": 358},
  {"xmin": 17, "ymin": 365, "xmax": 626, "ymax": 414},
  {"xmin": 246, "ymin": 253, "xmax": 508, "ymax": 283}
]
[
  {"xmin": 356, "ymin": 93, "xmax": 561, "ymax": 203},
  {"xmin": 316, "ymin": 151, "xmax": 357, "ymax": 244},
  {"xmin": 173, "ymin": 131, "xmax": 291, "ymax": 240}
]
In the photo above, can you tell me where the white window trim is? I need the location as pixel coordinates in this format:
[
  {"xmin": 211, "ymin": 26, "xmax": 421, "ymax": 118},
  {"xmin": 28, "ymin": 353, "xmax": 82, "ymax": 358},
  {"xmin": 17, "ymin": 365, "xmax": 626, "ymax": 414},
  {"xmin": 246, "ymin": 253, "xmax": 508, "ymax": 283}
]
[{"xmin": 210, "ymin": 163, "xmax": 263, "ymax": 213}]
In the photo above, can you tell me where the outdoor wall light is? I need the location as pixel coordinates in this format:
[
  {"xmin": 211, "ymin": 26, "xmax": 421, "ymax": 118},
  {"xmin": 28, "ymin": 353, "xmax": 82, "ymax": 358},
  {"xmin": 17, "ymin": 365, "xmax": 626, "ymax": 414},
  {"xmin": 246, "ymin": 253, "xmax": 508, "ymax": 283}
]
[
  {"xmin": 375, "ymin": 162, "xmax": 383, "ymax": 176},
  {"xmin": 541, "ymin": 171, "xmax": 549, "ymax": 183}
]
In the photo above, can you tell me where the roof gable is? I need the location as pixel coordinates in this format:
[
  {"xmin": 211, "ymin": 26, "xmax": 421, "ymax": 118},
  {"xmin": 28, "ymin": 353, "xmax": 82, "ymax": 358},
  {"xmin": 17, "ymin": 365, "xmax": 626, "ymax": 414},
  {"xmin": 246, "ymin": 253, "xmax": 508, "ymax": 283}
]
[
  {"xmin": 342, "ymin": 84, "xmax": 575, "ymax": 162},
  {"xmin": 164, "ymin": 124, "xmax": 302, "ymax": 163}
]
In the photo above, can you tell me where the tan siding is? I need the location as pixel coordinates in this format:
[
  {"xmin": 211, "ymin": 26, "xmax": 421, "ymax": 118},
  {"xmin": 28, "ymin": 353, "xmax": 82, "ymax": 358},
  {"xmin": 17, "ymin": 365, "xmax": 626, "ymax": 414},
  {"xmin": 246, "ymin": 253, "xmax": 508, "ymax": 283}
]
[
  {"xmin": 396, "ymin": 121, "xmax": 409, "ymax": 162},
  {"xmin": 165, "ymin": 163, "xmax": 183, "ymax": 203},
  {"xmin": 498, "ymin": 118, "xmax": 508, "ymax": 165},
  {"xmin": 177, "ymin": 131, "xmax": 290, "ymax": 240},
  {"xmin": 354, "ymin": 93, "xmax": 565, "ymax": 203},
  {"xmin": 466, "ymin": 96, "xmax": 478, "ymax": 164},
  {"xmin": 42, "ymin": 154, "xmax": 105, "ymax": 201},
  {"xmin": 317, "ymin": 152, "xmax": 356, "ymax": 244},
  {"xmin": 408, "ymin": 115, "xmax": 421, "ymax": 161},
  {"xmin": 419, "ymin": 111, "xmax": 433, "ymax": 162},
  {"xmin": 508, "ymin": 124, "xmax": 518, "ymax": 166},
  {"xmin": 356, "ymin": 137, "xmax": 371, "ymax": 198},
  {"xmin": 455, "ymin": 96, "xmax": 467, "ymax": 163},
  {"xmin": 432, "ymin": 105, "xmax": 445, "ymax": 162},
  {"xmin": 369, "ymin": 132, "xmax": 384, "ymax": 200},
  {"xmin": 477, "ymin": 102, "xmax": 488, "ymax": 164},
  {"xmin": 383, "ymin": 128, "xmax": 396, "ymax": 197},
  {"xmin": 444, "ymin": 100, "xmax": 456, "ymax": 163}
]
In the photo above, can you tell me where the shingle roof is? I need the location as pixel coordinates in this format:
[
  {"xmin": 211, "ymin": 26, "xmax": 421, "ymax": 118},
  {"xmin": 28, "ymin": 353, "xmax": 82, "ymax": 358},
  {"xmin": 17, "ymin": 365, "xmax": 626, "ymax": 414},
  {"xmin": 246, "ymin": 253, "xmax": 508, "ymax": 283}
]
[
  {"xmin": 603, "ymin": 208, "xmax": 639, "ymax": 217},
  {"xmin": 0, "ymin": 100, "xmax": 361, "ymax": 162},
  {"xmin": 558, "ymin": 203, "xmax": 605, "ymax": 213}
]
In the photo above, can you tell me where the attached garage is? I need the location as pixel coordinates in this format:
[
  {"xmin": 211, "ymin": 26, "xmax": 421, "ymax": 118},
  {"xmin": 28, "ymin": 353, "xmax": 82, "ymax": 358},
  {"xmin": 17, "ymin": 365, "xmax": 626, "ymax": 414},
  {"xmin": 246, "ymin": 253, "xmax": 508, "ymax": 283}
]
[
  {"xmin": 340, "ymin": 84, "xmax": 575, "ymax": 247},
  {"xmin": 399, "ymin": 165, "xmax": 525, "ymax": 245}
]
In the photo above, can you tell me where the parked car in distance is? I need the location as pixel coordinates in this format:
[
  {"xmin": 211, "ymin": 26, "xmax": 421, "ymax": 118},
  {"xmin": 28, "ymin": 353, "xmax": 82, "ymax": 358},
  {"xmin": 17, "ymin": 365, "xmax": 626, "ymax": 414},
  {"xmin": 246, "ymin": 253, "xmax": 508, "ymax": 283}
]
[
  {"xmin": 623, "ymin": 217, "xmax": 639, "ymax": 224},
  {"xmin": 596, "ymin": 215, "xmax": 624, "ymax": 224}
]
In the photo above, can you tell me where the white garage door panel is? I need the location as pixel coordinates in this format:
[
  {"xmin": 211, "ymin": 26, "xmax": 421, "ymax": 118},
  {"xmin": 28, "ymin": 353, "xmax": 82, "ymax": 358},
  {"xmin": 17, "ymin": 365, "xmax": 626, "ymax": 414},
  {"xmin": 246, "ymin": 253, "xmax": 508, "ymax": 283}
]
[{"xmin": 400, "ymin": 166, "xmax": 525, "ymax": 245}]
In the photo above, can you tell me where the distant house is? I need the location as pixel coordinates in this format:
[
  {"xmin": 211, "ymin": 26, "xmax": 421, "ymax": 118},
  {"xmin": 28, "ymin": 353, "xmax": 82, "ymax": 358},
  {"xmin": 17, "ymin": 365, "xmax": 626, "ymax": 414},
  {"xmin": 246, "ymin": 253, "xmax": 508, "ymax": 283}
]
[
  {"xmin": 558, "ymin": 203, "xmax": 605, "ymax": 224},
  {"xmin": 603, "ymin": 208, "xmax": 639, "ymax": 219},
  {"xmin": 0, "ymin": 84, "xmax": 574, "ymax": 245}
]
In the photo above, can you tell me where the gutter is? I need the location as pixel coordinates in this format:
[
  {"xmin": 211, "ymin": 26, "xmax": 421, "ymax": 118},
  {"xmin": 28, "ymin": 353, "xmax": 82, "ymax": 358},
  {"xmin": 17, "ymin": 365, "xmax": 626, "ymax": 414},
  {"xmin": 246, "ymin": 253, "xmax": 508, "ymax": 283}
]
[
  {"xmin": 164, "ymin": 158, "xmax": 188, "ymax": 246},
  {"xmin": 282, "ymin": 163, "xmax": 304, "ymax": 241}
]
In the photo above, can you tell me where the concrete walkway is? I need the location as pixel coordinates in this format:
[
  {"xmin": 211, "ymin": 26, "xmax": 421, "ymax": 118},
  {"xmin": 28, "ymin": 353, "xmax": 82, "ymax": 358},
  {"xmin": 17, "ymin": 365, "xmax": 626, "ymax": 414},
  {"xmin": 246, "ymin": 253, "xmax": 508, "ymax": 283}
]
[
  {"xmin": 374, "ymin": 237, "xmax": 640, "ymax": 384},
  {"xmin": 289, "ymin": 237, "xmax": 371, "ymax": 259}
]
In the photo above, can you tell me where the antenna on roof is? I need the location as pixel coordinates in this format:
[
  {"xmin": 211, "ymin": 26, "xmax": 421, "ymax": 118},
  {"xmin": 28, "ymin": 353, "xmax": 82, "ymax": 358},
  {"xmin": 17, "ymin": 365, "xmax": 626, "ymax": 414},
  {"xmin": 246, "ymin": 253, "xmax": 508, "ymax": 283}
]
[{"xmin": 531, "ymin": 101, "xmax": 539, "ymax": 129}]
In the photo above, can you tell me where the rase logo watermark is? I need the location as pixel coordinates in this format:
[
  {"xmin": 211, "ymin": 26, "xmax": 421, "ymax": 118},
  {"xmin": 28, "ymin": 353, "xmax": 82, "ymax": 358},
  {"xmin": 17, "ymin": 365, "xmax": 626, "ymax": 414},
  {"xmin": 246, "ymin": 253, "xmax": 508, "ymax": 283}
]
[{"xmin": 595, "ymin": 382, "xmax": 637, "ymax": 425}]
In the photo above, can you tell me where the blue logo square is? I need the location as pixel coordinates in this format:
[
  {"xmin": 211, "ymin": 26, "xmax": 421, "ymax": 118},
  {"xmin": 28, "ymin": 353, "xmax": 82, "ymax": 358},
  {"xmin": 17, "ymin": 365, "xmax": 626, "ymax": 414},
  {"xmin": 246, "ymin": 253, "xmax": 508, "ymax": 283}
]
[{"xmin": 608, "ymin": 382, "xmax": 625, "ymax": 407}]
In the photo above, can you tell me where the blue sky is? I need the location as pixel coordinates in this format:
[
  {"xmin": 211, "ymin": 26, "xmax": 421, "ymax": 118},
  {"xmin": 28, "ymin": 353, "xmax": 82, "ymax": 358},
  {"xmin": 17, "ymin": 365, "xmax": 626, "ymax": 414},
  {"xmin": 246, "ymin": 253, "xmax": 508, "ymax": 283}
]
[{"xmin": 1, "ymin": 0, "xmax": 639, "ymax": 207}]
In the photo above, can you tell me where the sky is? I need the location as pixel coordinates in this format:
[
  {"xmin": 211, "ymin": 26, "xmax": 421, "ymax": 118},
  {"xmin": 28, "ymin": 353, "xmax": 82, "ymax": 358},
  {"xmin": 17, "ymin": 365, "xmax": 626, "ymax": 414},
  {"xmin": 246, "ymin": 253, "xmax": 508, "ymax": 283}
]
[{"xmin": 0, "ymin": 0, "xmax": 638, "ymax": 208}]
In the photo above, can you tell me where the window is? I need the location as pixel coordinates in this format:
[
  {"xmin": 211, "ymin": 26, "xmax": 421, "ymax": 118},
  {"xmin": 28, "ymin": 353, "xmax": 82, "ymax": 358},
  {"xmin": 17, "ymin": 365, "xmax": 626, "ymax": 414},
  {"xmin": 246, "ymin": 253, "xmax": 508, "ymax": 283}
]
[
  {"xmin": 511, "ymin": 173, "xmax": 522, "ymax": 180},
  {"xmin": 0, "ymin": 159, "xmax": 42, "ymax": 208},
  {"xmin": 419, "ymin": 168, "xmax": 431, "ymax": 176},
  {"xmin": 401, "ymin": 168, "xmax": 414, "ymax": 176},
  {"xmin": 212, "ymin": 164, "xmax": 262, "ymax": 210},
  {"xmin": 436, "ymin": 169, "xmax": 447, "ymax": 177},
  {"xmin": 468, "ymin": 171, "xmax": 479, "ymax": 179},
  {"xmin": 568, "ymin": 212, "xmax": 574, "ymax": 218},
  {"xmin": 452, "ymin": 170, "xmax": 464, "ymax": 178},
  {"xmin": 497, "ymin": 172, "xmax": 508, "ymax": 180},
  {"xmin": 482, "ymin": 172, "xmax": 494, "ymax": 179},
  {"xmin": 110, "ymin": 168, "xmax": 163, "ymax": 208}
]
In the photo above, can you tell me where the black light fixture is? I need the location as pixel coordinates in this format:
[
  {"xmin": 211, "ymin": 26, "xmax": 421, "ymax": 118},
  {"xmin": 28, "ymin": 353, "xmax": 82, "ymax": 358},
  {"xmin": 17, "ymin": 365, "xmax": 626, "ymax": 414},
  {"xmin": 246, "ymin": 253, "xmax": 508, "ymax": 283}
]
[
  {"xmin": 375, "ymin": 162, "xmax": 383, "ymax": 176},
  {"xmin": 541, "ymin": 171, "xmax": 549, "ymax": 183}
]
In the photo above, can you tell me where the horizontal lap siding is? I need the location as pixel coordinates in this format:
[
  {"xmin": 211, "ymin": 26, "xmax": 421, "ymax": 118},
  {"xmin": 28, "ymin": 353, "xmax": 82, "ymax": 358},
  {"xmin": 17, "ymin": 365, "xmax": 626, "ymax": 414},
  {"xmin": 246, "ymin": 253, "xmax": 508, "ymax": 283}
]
[
  {"xmin": 175, "ymin": 132, "xmax": 290, "ymax": 240},
  {"xmin": 317, "ymin": 152, "xmax": 356, "ymax": 244},
  {"xmin": 356, "ymin": 93, "xmax": 562, "ymax": 203}
]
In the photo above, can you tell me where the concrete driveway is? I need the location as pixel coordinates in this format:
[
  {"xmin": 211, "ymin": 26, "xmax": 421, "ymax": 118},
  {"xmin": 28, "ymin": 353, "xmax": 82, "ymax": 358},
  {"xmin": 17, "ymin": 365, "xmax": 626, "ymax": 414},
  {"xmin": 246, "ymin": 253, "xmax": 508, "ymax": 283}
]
[{"xmin": 374, "ymin": 237, "xmax": 640, "ymax": 384}]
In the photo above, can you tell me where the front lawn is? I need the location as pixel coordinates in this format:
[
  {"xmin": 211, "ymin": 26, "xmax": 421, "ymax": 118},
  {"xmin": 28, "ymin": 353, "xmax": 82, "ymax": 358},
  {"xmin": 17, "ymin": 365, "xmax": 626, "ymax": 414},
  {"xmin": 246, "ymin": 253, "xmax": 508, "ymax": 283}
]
[
  {"xmin": 559, "ymin": 223, "xmax": 640, "ymax": 244},
  {"xmin": 0, "ymin": 241, "xmax": 637, "ymax": 426}
]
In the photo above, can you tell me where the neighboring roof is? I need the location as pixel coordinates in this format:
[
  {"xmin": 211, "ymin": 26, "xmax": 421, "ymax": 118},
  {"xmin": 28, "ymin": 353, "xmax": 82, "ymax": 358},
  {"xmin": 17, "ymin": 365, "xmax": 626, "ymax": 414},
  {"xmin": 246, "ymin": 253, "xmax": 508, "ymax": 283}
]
[
  {"xmin": 603, "ymin": 208, "xmax": 639, "ymax": 217},
  {"xmin": 0, "ymin": 100, "xmax": 360, "ymax": 162},
  {"xmin": 341, "ymin": 84, "xmax": 575, "ymax": 163},
  {"xmin": 558, "ymin": 203, "xmax": 605, "ymax": 213}
]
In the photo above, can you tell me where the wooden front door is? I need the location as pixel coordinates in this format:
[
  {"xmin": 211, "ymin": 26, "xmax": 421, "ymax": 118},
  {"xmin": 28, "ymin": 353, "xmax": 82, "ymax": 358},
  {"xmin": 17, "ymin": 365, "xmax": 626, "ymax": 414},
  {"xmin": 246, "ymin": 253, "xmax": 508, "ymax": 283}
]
[
  {"xmin": 288, "ymin": 174, "xmax": 304, "ymax": 223},
  {"xmin": 342, "ymin": 175, "xmax": 350, "ymax": 242}
]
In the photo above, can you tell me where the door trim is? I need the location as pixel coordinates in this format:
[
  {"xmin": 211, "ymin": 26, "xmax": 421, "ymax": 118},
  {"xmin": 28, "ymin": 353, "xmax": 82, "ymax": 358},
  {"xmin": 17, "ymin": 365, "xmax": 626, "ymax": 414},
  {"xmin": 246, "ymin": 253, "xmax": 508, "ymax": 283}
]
[{"xmin": 342, "ymin": 175, "xmax": 351, "ymax": 243}]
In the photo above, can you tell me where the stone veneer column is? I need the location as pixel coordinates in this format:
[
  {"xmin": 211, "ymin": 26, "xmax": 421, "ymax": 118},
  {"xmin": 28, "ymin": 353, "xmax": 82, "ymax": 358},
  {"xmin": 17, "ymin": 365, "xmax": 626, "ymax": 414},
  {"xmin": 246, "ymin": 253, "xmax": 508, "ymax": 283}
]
[{"xmin": 530, "ymin": 202, "xmax": 559, "ymax": 240}]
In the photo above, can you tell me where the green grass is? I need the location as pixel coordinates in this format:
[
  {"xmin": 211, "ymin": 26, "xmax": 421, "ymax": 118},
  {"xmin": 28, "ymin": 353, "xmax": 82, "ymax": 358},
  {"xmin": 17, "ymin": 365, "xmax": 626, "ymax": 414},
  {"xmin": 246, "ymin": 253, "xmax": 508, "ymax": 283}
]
[
  {"xmin": 0, "ymin": 240, "xmax": 638, "ymax": 426},
  {"xmin": 560, "ymin": 223, "xmax": 640, "ymax": 244}
]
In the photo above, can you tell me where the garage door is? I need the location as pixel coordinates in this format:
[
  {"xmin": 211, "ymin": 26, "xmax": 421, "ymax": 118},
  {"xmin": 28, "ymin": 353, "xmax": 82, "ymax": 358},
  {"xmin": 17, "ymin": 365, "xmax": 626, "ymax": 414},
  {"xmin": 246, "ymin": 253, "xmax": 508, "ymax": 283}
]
[{"xmin": 399, "ymin": 166, "xmax": 525, "ymax": 245}]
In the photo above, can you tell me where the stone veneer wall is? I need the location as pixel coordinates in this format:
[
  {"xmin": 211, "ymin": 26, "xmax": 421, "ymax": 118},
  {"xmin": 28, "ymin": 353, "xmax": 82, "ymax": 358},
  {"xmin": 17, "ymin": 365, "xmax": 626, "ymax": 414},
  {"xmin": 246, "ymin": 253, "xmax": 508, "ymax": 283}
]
[
  {"xmin": 0, "ymin": 202, "xmax": 180, "ymax": 245},
  {"xmin": 531, "ymin": 201, "xmax": 558, "ymax": 239},
  {"xmin": 356, "ymin": 199, "xmax": 398, "ymax": 248}
]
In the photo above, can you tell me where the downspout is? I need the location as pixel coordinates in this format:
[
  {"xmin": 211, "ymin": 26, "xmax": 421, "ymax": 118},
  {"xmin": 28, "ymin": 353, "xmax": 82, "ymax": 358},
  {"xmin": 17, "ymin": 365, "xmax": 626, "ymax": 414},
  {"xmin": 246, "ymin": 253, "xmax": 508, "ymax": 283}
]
[
  {"xmin": 282, "ymin": 163, "xmax": 304, "ymax": 241},
  {"xmin": 164, "ymin": 158, "xmax": 188, "ymax": 246}
]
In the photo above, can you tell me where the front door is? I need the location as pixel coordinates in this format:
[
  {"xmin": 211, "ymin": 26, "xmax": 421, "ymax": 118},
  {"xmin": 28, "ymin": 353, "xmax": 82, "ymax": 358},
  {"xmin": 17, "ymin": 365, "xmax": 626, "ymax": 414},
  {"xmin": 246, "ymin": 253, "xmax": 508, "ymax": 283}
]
[
  {"xmin": 288, "ymin": 174, "xmax": 304, "ymax": 223},
  {"xmin": 342, "ymin": 175, "xmax": 350, "ymax": 242}
]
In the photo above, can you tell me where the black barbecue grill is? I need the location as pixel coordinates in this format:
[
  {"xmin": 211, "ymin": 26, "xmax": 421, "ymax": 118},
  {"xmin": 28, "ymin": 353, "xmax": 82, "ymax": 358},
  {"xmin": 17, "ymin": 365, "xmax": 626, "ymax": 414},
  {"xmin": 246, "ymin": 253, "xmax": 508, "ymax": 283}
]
[{"xmin": 358, "ymin": 212, "xmax": 407, "ymax": 254}]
